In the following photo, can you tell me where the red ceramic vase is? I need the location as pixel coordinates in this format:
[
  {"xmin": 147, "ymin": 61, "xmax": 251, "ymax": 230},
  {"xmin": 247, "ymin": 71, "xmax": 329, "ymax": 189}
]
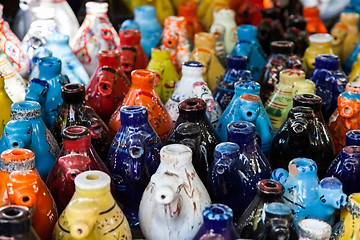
[{"xmin": 178, "ymin": 1, "xmax": 204, "ymax": 43}]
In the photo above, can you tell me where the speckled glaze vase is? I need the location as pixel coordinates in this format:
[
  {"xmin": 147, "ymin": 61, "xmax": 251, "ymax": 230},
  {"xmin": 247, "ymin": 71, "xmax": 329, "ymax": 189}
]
[
  {"xmin": 46, "ymin": 125, "xmax": 109, "ymax": 214},
  {"xmin": 85, "ymin": 50, "xmax": 130, "ymax": 123},
  {"xmin": 178, "ymin": 1, "xmax": 204, "ymax": 43},
  {"xmin": 139, "ymin": 144, "xmax": 211, "ymax": 240},
  {"xmin": 0, "ymin": 73, "xmax": 11, "ymax": 136},
  {"xmin": 107, "ymin": 106, "xmax": 162, "ymax": 227},
  {"xmin": 0, "ymin": 101, "xmax": 60, "ymax": 180},
  {"xmin": 109, "ymin": 69, "xmax": 173, "ymax": 142},
  {"xmin": 52, "ymin": 170, "xmax": 132, "ymax": 240},
  {"xmin": 70, "ymin": 2, "xmax": 120, "ymax": 77},
  {"xmin": 0, "ymin": 148, "xmax": 58, "ymax": 240},
  {"xmin": 147, "ymin": 48, "xmax": 179, "ymax": 104}
]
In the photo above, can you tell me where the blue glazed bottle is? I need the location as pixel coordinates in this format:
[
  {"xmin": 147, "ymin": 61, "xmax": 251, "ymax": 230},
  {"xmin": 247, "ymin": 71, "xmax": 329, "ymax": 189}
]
[
  {"xmin": 272, "ymin": 158, "xmax": 347, "ymax": 225},
  {"xmin": 231, "ymin": 25, "xmax": 267, "ymax": 82},
  {"xmin": 346, "ymin": 130, "xmax": 360, "ymax": 146},
  {"xmin": 107, "ymin": 105, "xmax": 162, "ymax": 227},
  {"xmin": 326, "ymin": 145, "xmax": 360, "ymax": 195},
  {"xmin": 192, "ymin": 204, "xmax": 240, "ymax": 240},
  {"xmin": 26, "ymin": 57, "xmax": 69, "ymax": 129},
  {"xmin": 213, "ymin": 55, "xmax": 249, "ymax": 111},
  {"xmin": 217, "ymin": 81, "xmax": 273, "ymax": 154},
  {"xmin": 134, "ymin": 6, "xmax": 162, "ymax": 58},
  {"xmin": 0, "ymin": 101, "xmax": 60, "ymax": 180},
  {"xmin": 309, "ymin": 54, "xmax": 348, "ymax": 121},
  {"xmin": 29, "ymin": 47, "xmax": 53, "ymax": 80},
  {"xmin": 44, "ymin": 32, "xmax": 89, "ymax": 86}
]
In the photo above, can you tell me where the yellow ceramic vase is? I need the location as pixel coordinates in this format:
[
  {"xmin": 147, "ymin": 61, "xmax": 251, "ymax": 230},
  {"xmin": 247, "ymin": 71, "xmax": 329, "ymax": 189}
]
[
  {"xmin": 190, "ymin": 32, "xmax": 225, "ymax": 91},
  {"xmin": 0, "ymin": 73, "xmax": 11, "ymax": 136},
  {"xmin": 349, "ymin": 53, "xmax": 360, "ymax": 82},
  {"xmin": 53, "ymin": 170, "xmax": 132, "ymax": 240},
  {"xmin": 198, "ymin": 0, "xmax": 229, "ymax": 31},
  {"xmin": 340, "ymin": 13, "xmax": 360, "ymax": 63},
  {"xmin": 331, "ymin": 23, "xmax": 348, "ymax": 59},
  {"xmin": 303, "ymin": 33, "xmax": 333, "ymax": 76}
]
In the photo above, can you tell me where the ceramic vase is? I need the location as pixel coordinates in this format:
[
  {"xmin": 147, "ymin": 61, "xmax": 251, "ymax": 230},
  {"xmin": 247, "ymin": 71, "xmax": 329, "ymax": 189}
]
[
  {"xmin": 28, "ymin": 46, "xmax": 52, "ymax": 80},
  {"xmin": 70, "ymin": 2, "xmax": 120, "ymax": 77},
  {"xmin": 147, "ymin": 48, "xmax": 179, "ymax": 104},
  {"xmin": 85, "ymin": 50, "xmax": 130, "ymax": 123},
  {"xmin": 298, "ymin": 219, "xmax": 332, "ymax": 240},
  {"xmin": 165, "ymin": 61, "xmax": 222, "ymax": 127},
  {"xmin": 52, "ymin": 170, "xmax": 132, "ymax": 239},
  {"xmin": 117, "ymin": 29, "xmax": 149, "ymax": 80},
  {"xmin": 51, "ymin": 83, "xmax": 113, "ymax": 163},
  {"xmin": 210, "ymin": 22, "xmax": 227, "ymax": 67},
  {"xmin": 178, "ymin": 1, "xmax": 204, "ymax": 43},
  {"xmin": 231, "ymin": 24, "xmax": 267, "ymax": 82},
  {"xmin": 229, "ymin": 0, "xmax": 262, "ymax": 26},
  {"xmin": 340, "ymin": 13, "xmax": 360, "ymax": 63},
  {"xmin": 0, "ymin": 101, "xmax": 60, "ymax": 180},
  {"xmin": 193, "ymin": 204, "xmax": 240, "ymax": 240},
  {"xmin": 190, "ymin": 32, "xmax": 225, "ymax": 91},
  {"xmin": 133, "ymin": 6, "xmax": 162, "ymax": 58},
  {"xmin": 46, "ymin": 125, "xmax": 109, "ymax": 214},
  {"xmin": 198, "ymin": 0, "xmax": 228, "ymax": 31},
  {"xmin": 284, "ymin": 15, "xmax": 309, "ymax": 57},
  {"xmin": 0, "ymin": 148, "xmax": 58, "ymax": 240},
  {"xmin": 0, "ymin": 73, "xmax": 11, "ymax": 136},
  {"xmin": 346, "ymin": 130, "xmax": 360, "ymax": 146},
  {"xmin": 107, "ymin": 105, "xmax": 162, "ymax": 227},
  {"xmin": 139, "ymin": 144, "xmax": 211, "ymax": 240},
  {"xmin": 12, "ymin": 0, "xmax": 38, "ymax": 41},
  {"xmin": 0, "ymin": 205, "xmax": 40, "ymax": 240},
  {"xmin": 303, "ymin": 6, "xmax": 328, "ymax": 35}
]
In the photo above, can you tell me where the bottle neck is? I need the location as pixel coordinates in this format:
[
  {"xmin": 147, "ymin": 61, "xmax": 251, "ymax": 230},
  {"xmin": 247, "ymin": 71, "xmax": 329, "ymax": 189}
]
[{"xmin": 98, "ymin": 51, "xmax": 121, "ymax": 69}]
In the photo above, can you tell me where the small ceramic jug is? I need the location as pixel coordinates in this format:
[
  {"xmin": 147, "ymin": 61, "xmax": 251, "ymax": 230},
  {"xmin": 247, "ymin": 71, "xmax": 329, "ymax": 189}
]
[
  {"xmin": 71, "ymin": 2, "xmax": 120, "ymax": 76},
  {"xmin": 0, "ymin": 101, "xmax": 60, "ymax": 180},
  {"xmin": 0, "ymin": 73, "xmax": 11, "ymax": 136},
  {"xmin": 271, "ymin": 158, "xmax": 347, "ymax": 224},
  {"xmin": 178, "ymin": 1, "xmax": 204, "ymax": 43},
  {"xmin": 147, "ymin": 48, "xmax": 179, "ymax": 104},
  {"xmin": 231, "ymin": 24, "xmax": 267, "ymax": 82},
  {"xmin": 340, "ymin": 13, "xmax": 360, "ymax": 63},
  {"xmin": 298, "ymin": 219, "xmax": 332, "ymax": 240},
  {"xmin": 52, "ymin": 170, "xmax": 132, "ymax": 240},
  {"xmin": 285, "ymin": 15, "xmax": 309, "ymax": 58},
  {"xmin": 303, "ymin": 6, "xmax": 328, "ymax": 35},
  {"xmin": 139, "ymin": 144, "xmax": 211, "ymax": 240},
  {"xmin": 0, "ymin": 148, "xmax": 58, "ymax": 240},
  {"xmin": 107, "ymin": 106, "xmax": 162, "ymax": 227},
  {"xmin": 29, "ymin": 46, "xmax": 52, "ymax": 80},
  {"xmin": 346, "ymin": 130, "xmax": 360, "ymax": 146}
]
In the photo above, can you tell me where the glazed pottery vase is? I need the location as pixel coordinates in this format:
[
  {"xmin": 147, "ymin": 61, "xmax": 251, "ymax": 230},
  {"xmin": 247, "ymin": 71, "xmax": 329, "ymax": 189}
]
[
  {"xmin": 70, "ymin": 2, "xmax": 120, "ymax": 77},
  {"xmin": 161, "ymin": 16, "xmax": 191, "ymax": 72},
  {"xmin": 340, "ymin": 13, "xmax": 360, "ymax": 63},
  {"xmin": 236, "ymin": 179, "xmax": 284, "ymax": 239},
  {"xmin": 209, "ymin": 22, "xmax": 227, "ymax": 67},
  {"xmin": 28, "ymin": 46, "xmax": 52, "ymax": 80},
  {"xmin": 213, "ymin": 55, "xmax": 249, "ymax": 111},
  {"xmin": 208, "ymin": 127, "xmax": 271, "ymax": 221},
  {"xmin": 109, "ymin": 69, "xmax": 173, "ymax": 141},
  {"xmin": 147, "ymin": 48, "xmax": 179, "ymax": 104},
  {"xmin": 107, "ymin": 105, "xmax": 162, "ymax": 227},
  {"xmin": 178, "ymin": 1, "xmax": 204, "ymax": 43},
  {"xmin": 85, "ymin": 50, "xmax": 131, "ymax": 123},
  {"xmin": 133, "ymin": 6, "xmax": 162, "ymax": 58},
  {"xmin": 139, "ymin": 144, "xmax": 211, "ymax": 240},
  {"xmin": 190, "ymin": 32, "xmax": 225, "ymax": 91},
  {"xmin": 303, "ymin": 6, "xmax": 328, "ymax": 35},
  {"xmin": 51, "ymin": 83, "xmax": 113, "ymax": 163},
  {"xmin": 328, "ymin": 92, "xmax": 360, "ymax": 154},
  {"xmin": 298, "ymin": 219, "xmax": 332, "ymax": 240},
  {"xmin": 0, "ymin": 205, "xmax": 40, "ymax": 240},
  {"xmin": 166, "ymin": 98, "xmax": 221, "ymax": 177},
  {"xmin": 0, "ymin": 101, "xmax": 60, "ymax": 180},
  {"xmin": 346, "ymin": 130, "xmax": 360, "ymax": 146},
  {"xmin": 0, "ymin": 73, "xmax": 11, "ymax": 136},
  {"xmin": 285, "ymin": 15, "xmax": 309, "ymax": 57},
  {"xmin": 43, "ymin": 32, "xmax": 89, "ymax": 85},
  {"xmin": 303, "ymin": 33, "xmax": 333, "ymax": 76},
  {"xmin": 271, "ymin": 158, "xmax": 347, "ymax": 224},
  {"xmin": 231, "ymin": 24, "xmax": 267, "ymax": 82},
  {"xmin": 0, "ymin": 49, "xmax": 26, "ymax": 103},
  {"xmin": 165, "ymin": 61, "xmax": 222, "ymax": 127},
  {"xmin": 117, "ymin": 29, "xmax": 149, "ymax": 80},
  {"xmin": 259, "ymin": 41, "xmax": 303, "ymax": 102},
  {"xmin": 12, "ymin": 0, "xmax": 37, "ymax": 41},
  {"xmin": 265, "ymin": 69, "xmax": 308, "ymax": 131},
  {"xmin": 53, "ymin": 170, "xmax": 132, "ymax": 239},
  {"xmin": 193, "ymin": 204, "xmax": 239, "ymax": 240},
  {"xmin": 0, "ymin": 5, "xmax": 29, "ymax": 78},
  {"xmin": 46, "ymin": 125, "xmax": 109, "ymax": 214},
  {"xmin": 211, "ymin": 8, "xmax": 237, "ymax": 55},
  {"xmin": 217, "ymin": 82, "xmax": 273, "ymax": 154},
  {"xmin": 0, "ymin": 148, "xmax": 58, "ymax": 240},
  {"xmin": 270, "ymin": 106, "xmax": 335, "ymax": 178},
  {"xmin": 331, "ymin": 22, "xmax": 349, "ymax": 65},
  {"xmin": 25, "ymin": 57, "xmax": 69, "ymax": 128},
  {"xmin": 348, "ymin": 53, "xmax": 360, "ymax": 82},
  {"xmin": 309, "ymin": 54, "xmax": 348, "ymax": 121}
]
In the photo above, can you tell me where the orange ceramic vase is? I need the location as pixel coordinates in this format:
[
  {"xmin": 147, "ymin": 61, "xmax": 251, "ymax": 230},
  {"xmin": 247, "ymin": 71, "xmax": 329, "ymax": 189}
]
[
  {"xmin": 178, "ymin": 1, "xmax": 204, "ymax": 43},
  {"xmin": 303, "ymin": 6, "xmax": 328, "ymax": 35},
  {"xmin": 0, "ymin": 148, "xmax": 58, "ymax": 240},
  {"xmin": 109, "ymin": 69, "xmax": 173, "ymax": 141}
]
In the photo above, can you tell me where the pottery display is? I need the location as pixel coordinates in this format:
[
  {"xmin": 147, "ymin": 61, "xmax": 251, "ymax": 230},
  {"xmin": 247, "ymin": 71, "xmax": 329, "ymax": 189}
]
[
  {"xmin": 0, "ymin": 73, "xmax": 11, "ymax": 136},
  {"xmin": 298, "ymin": 219, "xmax": 332, "ymax": 240},
  {"xmin": 70, "ymin": 2, "xmax": 120, "ymax": 77},
  {"xmin": 303, "ymin": 6, "xmax": 328, "ymax": 34},
  {"xmin": 139, "ymin": 144, "xmax": 211, "ymax": 240},
  {"xmin": 107, "ymin": 106, "xmax": 162, "ymax": 227},
  {"xmin": 178, "ymin": 1, "xmax": 204, "ymax": 43},
  {"xmin": 52, "ymin": 170, "xmax": 132, "ymax": 240},
  {"xmin": 0, "ymin": 101, "xmax": 60, "ymax": 180},
  {"xmin": 0, "ymin": 148, "xmax": 58, "ymax": 240}
]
